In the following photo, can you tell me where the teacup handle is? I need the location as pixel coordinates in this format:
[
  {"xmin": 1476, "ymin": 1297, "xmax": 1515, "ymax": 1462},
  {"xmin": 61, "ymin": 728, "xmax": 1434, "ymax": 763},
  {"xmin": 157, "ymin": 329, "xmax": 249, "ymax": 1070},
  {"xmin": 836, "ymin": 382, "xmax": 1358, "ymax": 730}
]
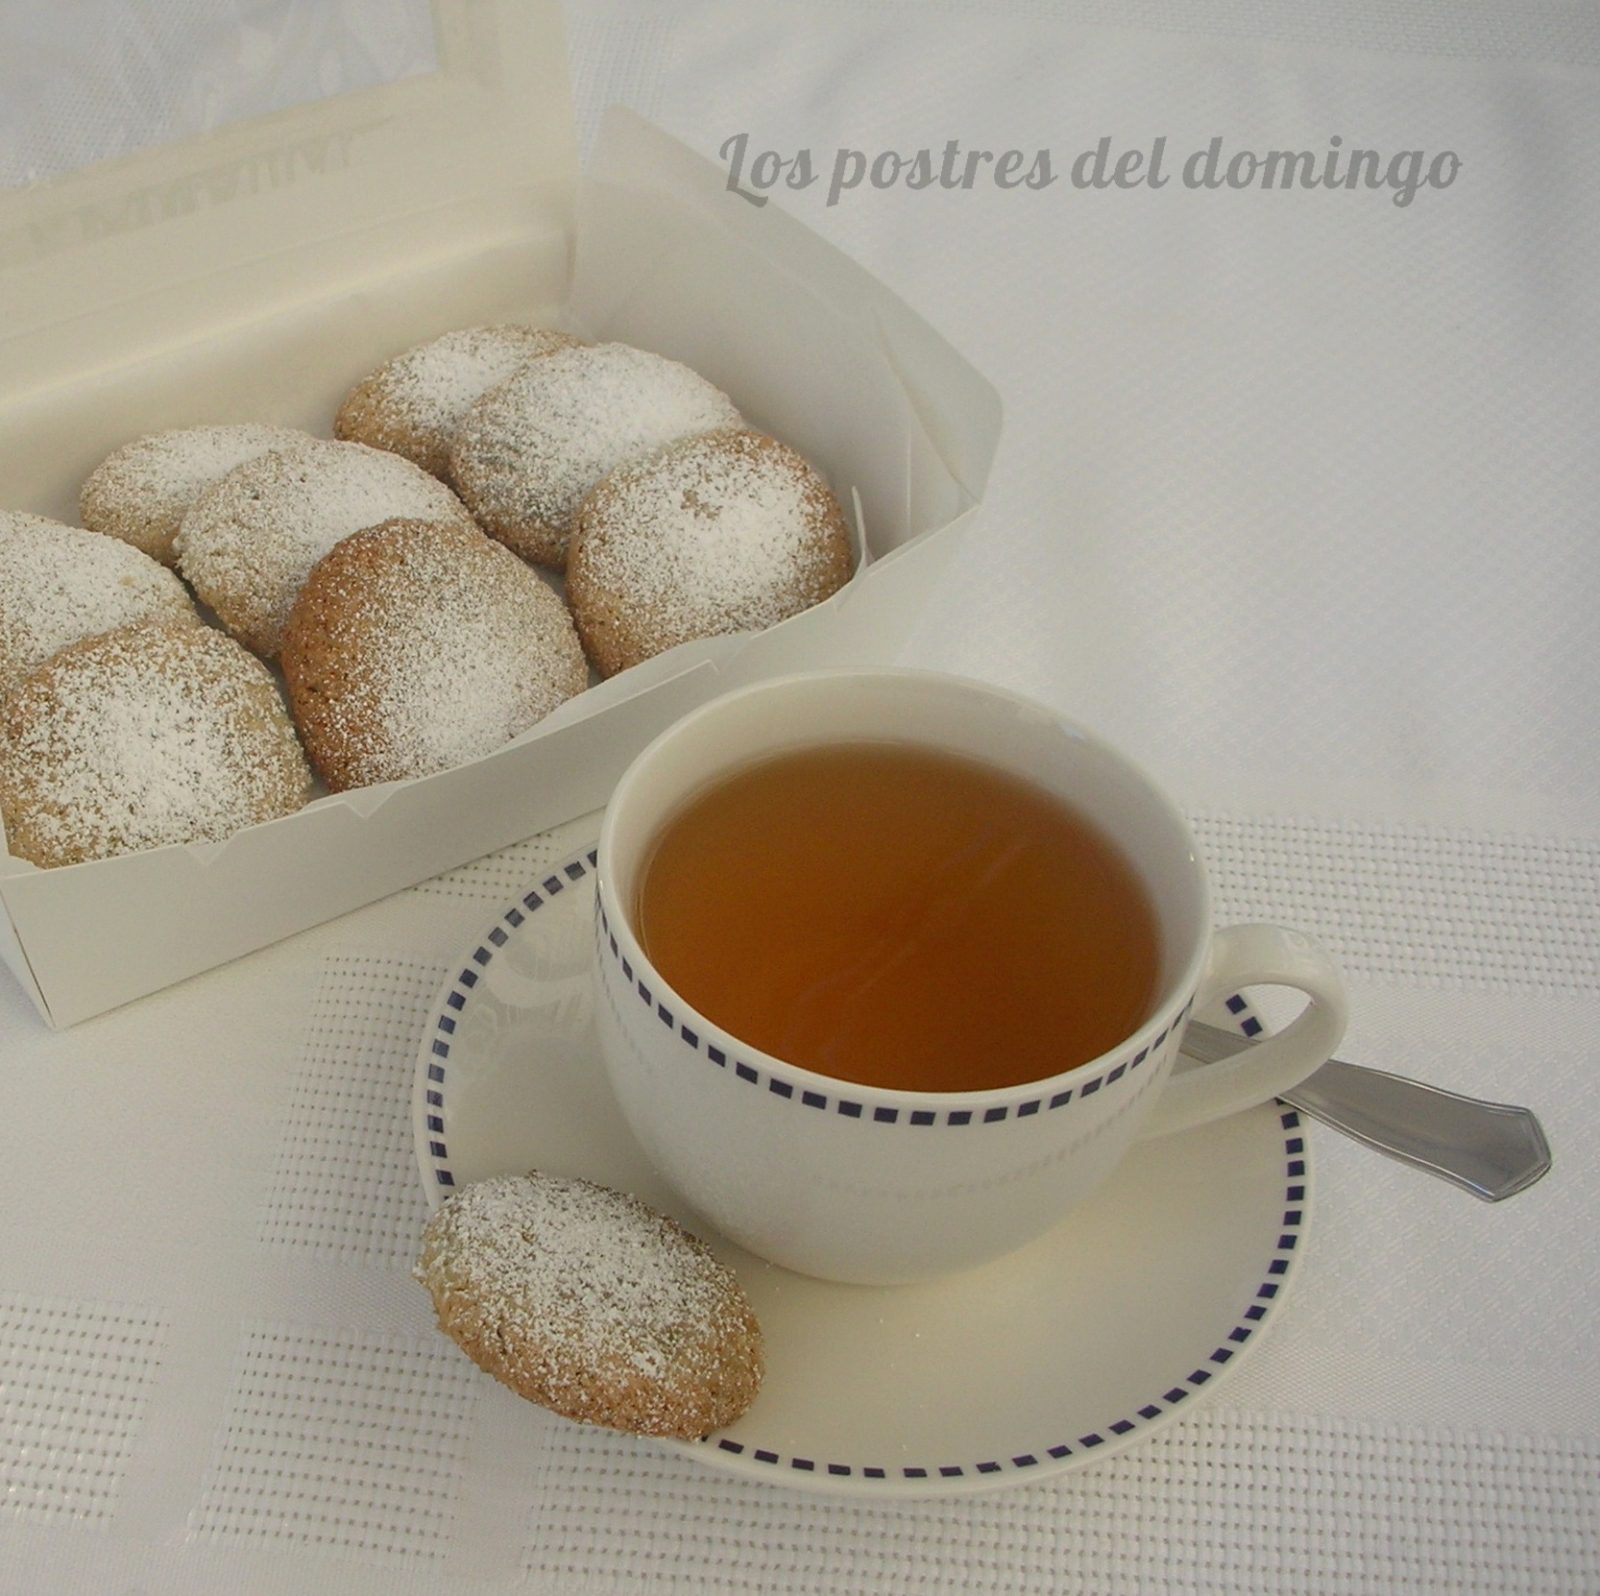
[{"xmin": 1141, "ymin": 924, "xmax": 1348, "ymax": 1139}]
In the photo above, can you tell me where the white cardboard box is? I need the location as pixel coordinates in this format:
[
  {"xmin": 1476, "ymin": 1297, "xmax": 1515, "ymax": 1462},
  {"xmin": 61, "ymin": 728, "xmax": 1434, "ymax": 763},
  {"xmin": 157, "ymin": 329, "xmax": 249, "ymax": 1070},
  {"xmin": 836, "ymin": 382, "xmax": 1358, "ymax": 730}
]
[{"xmin": 0, "ymin": 0, "xmax": 1001, "ymax": 1028}]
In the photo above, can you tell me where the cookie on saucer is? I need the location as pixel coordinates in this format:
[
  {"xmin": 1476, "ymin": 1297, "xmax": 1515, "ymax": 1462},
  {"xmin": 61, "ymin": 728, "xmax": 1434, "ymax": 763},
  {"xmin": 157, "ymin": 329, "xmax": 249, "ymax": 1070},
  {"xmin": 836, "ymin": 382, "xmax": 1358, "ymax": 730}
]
[{"xmin": 415, "ymin": 1172, "xmax": 764, "ymax": 1439}]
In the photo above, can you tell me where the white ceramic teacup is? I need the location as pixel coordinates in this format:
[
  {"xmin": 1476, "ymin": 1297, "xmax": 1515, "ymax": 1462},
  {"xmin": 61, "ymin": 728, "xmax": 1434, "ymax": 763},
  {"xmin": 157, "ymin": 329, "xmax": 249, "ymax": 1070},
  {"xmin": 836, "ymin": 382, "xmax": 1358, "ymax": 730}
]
[{"xmin": 594, "ymin": 669, "xmax": 1346, "ymax": 1284}]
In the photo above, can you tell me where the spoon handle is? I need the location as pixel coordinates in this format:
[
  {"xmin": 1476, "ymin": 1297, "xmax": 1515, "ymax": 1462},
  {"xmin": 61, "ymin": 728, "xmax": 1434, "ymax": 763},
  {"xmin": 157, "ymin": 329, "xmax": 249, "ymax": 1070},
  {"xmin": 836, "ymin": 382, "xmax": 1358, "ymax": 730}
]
[{"xmin": 1181, "ymin": 1020, "xmax": 1553, "ymax": 1202}]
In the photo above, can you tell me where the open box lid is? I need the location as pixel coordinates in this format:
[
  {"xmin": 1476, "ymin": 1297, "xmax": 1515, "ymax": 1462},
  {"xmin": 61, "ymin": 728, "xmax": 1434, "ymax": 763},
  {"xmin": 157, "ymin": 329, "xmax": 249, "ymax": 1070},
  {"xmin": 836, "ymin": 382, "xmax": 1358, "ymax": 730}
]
[{"xmin": 1, "ymin": 0, "xmax": 578, "ymax": 407}]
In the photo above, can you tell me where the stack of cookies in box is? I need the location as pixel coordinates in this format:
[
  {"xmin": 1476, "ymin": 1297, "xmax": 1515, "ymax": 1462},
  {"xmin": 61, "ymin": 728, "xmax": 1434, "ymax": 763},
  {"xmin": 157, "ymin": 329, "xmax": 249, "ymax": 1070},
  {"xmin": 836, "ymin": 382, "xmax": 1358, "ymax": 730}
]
[{"xmin": 0, "ymin": 326, "xmax": 853, "ymax": 868}]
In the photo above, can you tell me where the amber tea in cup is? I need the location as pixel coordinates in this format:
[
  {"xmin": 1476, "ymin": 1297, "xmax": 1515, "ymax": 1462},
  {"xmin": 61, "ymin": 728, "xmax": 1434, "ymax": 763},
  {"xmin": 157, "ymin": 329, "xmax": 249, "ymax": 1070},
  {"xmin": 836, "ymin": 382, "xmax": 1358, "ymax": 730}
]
[
  {"xmin": 599, "ymin": 668, "xmax": 1347, "ymax": 1281},
  {"xmin": 634, "ymin": 740, "xmax": 1161, "ymax": 1093}
]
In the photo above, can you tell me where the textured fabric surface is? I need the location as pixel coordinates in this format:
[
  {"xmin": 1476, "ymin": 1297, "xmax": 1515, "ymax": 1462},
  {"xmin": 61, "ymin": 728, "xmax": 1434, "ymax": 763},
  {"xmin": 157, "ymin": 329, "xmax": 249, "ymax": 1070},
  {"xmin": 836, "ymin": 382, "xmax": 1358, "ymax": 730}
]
[
  {"xmin": 0, "ymin": 0, "xmax": 437, "ymax": 188},
  {"xmin": 2, "ymin": 3, "xmax": 1599, "ymax": 1593}
]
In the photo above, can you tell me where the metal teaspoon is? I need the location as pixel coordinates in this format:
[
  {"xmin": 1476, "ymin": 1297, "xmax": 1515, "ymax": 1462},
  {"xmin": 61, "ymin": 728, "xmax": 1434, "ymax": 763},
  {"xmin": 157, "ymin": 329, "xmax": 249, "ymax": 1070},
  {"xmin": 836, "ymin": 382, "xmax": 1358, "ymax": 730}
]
[{"xmin": 1181, "ymin": 1020, "xmax": 1552, "ymax": 1201}]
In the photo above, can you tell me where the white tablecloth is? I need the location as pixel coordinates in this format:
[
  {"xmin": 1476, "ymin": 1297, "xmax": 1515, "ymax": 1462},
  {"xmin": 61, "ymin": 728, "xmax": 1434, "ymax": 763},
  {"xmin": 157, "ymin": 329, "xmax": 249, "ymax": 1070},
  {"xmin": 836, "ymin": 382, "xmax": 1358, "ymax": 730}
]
[{"xmin": 3, "ymin": 3, "xmax": 1598, "ymax": 1591}]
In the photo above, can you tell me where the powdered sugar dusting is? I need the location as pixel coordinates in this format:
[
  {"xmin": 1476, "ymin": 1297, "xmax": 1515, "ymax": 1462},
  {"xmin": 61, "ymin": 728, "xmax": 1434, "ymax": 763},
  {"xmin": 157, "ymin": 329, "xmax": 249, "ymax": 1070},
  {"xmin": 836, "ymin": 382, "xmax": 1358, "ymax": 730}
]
[
  {"xmin": 569, "ymin": 430, "xmax": 853, "ymax": 673},
  {"xmin": 0, "ymin": 622, "xmax": 310, "ymax": 868},
  {"xmin": 175, "ymin": 439, "xmax": 475, "ymax": 658},
  {"xmin": 282, "ymin": 520, "xmax": 588, "ymax": 789},
  {"xmin": 347, "ymin": 326, "xmax": 579, "ymax": 441},
  {"xmin": 416, "ymin": 1173, "xmax": 762, "ymax": 1438},
  {"xmin": 362, "ymin": 557, "xmax": 583, "ymax": 783},
  {"xmin": 449, "ymin": 342, "xmax": 743, "ymax": 565},
  {"xmin": 0, "ymin": 511, "xmax": 195, "ymax": 694},
  {"xmin": 80, "ymin": 423, "xmax": 309, "ymax": 564}
]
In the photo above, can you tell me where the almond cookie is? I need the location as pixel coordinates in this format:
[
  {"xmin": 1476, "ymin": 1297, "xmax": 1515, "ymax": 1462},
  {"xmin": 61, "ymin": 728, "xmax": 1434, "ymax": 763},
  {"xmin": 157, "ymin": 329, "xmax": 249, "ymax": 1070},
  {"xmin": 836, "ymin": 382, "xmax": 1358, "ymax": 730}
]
[
  {"xmin": 175, "ymin": 438, "xmax": 476, "ymax": 659},
  {"xmin": 448, "ymin": 342, "xmax": 742, "ymax": 571},
  {"xmin": 416, "ymin": 1172, "xmax": 763, "ymax": 1440},
  {"xmin": 0, "ymin": 621, "xmax": 311, "ymax": 868},
  {"xmin": 567, "ymin": 429, "xmax": 854, "ymax": 678},
  {"xmin": 80, "ymin": 423, "xmax": 310, "ymax": 565},
  {"xmin": 281, "ymin": 518, "xmax": 588, "ymax": 791},
  {"xmin": 0, "ymin": 510, "xmax": 196, "ymax": 696},
  {"xmin": 334, "ymin": 324, "xmax": 581, "ymax": 479}
]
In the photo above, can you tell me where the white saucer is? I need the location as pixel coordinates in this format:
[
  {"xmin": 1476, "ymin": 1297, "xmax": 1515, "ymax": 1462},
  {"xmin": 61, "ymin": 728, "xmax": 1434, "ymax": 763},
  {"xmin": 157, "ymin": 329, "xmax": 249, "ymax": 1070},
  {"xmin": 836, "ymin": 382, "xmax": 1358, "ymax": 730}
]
[{"xmin": 411, "ymin": 843, "xmax": 1310, "ymax": 1498}]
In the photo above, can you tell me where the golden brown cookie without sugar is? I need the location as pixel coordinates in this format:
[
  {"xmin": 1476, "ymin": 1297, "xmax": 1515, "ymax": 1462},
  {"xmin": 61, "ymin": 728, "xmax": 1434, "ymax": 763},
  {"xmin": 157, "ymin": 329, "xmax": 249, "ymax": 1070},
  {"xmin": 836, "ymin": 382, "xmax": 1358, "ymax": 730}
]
[
  {"xmin": 0, "ymin": 621, "xmax": 311, "ymax": 869},
  {"xmin": 415, "ymin": 1172, "xmax": 764, "ymax": 1440},
  {"xmin": 0, "ymin": 510, "xmax": 197, "ymax": 697},
  {"xmin": 281, "ymin": 518, "xmax": 589, "ymax": 791},
  {"xmin": 334, "ymin": 325, "xmax": 582, "ymax": 480},
  {"xmin": 448, "ymin": 341, "xmax": 743, "ymax": 571},
  {"xmin": 567, "ymin": 429, "xmax": 854, "ymax": 678},
  {"xmin": 80, "ymin": 423, "xmax": 311, "ymax": 565},
  {"xmin": 174, "ymin": 438, "xmax": 477, "ymax": 659}
]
